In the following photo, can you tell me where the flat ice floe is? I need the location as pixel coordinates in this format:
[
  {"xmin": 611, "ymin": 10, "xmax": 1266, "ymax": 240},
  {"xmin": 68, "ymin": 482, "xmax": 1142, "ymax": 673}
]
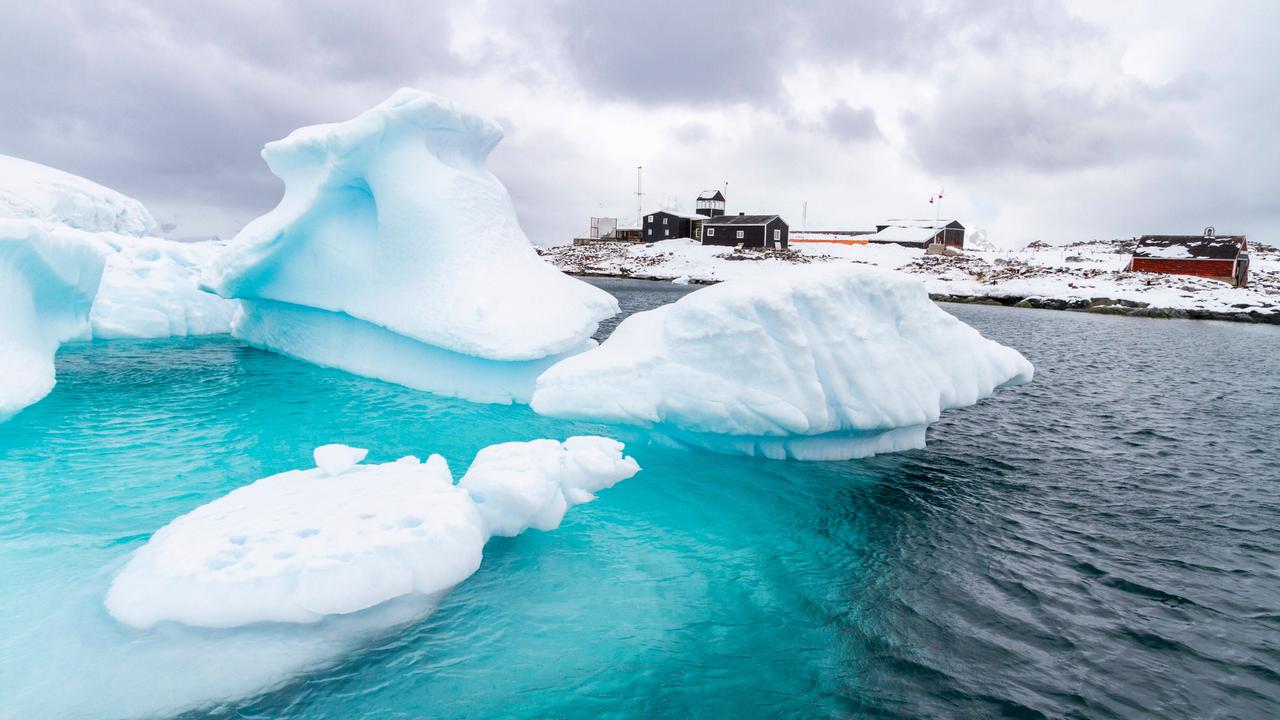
[
  {"xmin": 532, "ymin": 265, "xmax": 1033, "ymax": 460},
  {"xmin": 106, "ymin": 437, "xmax": 639, "ymax": 629},
  {"xmin": 0, "ymin": 220, "xmax": 106, "ymax": 421},
  {"xmin": 202, "ymin": 88, "xmax": 618, "ymax": 403}
]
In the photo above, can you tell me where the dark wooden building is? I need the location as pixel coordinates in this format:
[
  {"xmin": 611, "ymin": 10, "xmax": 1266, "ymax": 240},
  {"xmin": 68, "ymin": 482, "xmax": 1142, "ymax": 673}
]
[
  {"xmin": 1128, "ymin": 230, "xmax": 1249, "ymax": 287},
  {"xmin": 867, "ymin": 219, "xmax": 965, "ymax": 248},
  {"xmin": 700, "ymin": 213, "xmax": 789, "ymax": 249},
  {"xmin": 695, "ymin": 190, "xmax": 726, "ymax": 217},
  {"xmin": 642, "ymin": 210, "xmax": 704, "ymax": 241}
]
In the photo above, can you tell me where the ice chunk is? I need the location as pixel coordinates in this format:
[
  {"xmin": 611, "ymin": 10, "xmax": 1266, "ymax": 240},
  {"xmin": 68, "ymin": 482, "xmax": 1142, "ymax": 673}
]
[
  {"xmin": 460, "ymin": 436, "xmax": 639, "ymax": 536},
  {"xmin": 0, "ymin": 154, "xmax": 156, "ymax": 236},
  {"xmin": 104, "ymin": 437, "xmax": 639, "ymax": 630},
  {"xmin": 313, "ymin": 443, "xmax": 368, "ymax": 475},
  {"xmin": 0, "ymin": 220, "xmax": 107, "ymax": 421},
  {"xmin": 90, "ymin": 235, "xmax": 237, "ymax": 338},
  {"xmin": 531, "ymin": 265, "xmax": 1034, "ymax": 460},
  {"xmin": 202, "ymin": 88, "xmax": 618, "ymax": 400}
]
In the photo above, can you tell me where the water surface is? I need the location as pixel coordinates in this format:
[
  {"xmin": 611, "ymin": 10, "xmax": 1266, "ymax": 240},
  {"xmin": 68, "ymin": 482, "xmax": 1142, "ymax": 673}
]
[{"xmin": 1, "ymin": 281, "xmax": 1277, "ymax": 718}]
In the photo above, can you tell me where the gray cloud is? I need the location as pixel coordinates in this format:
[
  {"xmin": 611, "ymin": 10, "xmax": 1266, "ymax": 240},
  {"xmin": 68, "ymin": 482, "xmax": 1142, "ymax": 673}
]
[
  {"xmin": 903, "ymin": 76, "xmax": 1201, "ymax": 175},
  {"xmin": 823, "ymin": 103, "xmax": 882, "ymax": 143}
]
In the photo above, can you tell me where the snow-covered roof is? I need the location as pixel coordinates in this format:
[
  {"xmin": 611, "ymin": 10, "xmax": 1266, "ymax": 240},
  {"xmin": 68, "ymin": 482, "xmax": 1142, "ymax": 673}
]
[
  {"xmin": 649, "ymin": 209, "xmax": 706, "ymax": 221},
  {"xmin": 703, "ymin": 214, "xmax": 781, "ymax": 226},
  {"xmin": 697, "ymin": 190, "xmax": 725, "ymax": 201},
  {"xmin": 865, "ymin": 225, "xmax": 943, "ymax": 244},
  {"xmin": 880, "ymin": 219, "xmax": 961, "ymax": 230},
  {"xmin": 1134, "ymin": 235, "xmax": 1245, "ymax": 260}
]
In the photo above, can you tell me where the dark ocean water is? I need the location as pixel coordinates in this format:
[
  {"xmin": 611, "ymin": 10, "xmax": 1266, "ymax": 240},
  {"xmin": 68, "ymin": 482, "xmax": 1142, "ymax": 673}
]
[{"xmin": 0, "ymin": 278, "xmax": 1276, "ymax": 719}]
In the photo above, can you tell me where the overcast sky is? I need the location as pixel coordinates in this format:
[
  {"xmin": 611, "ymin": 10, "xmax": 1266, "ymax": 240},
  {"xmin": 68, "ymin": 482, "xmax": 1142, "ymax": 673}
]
[{"xmin": 2, "ymin": 1, "xmax": 1276, "ymax": 247}]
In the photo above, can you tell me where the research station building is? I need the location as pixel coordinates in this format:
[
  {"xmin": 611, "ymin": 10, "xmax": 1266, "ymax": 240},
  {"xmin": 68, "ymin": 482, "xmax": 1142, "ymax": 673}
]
[{"xmin": 1128, "ymin": 229, "xmax": 1249, "ymax": 287}]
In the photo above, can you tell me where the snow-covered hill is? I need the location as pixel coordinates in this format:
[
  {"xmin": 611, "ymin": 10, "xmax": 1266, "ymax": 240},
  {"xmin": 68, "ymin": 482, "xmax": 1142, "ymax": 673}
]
[{"xmin": 543, "ymin": 238, "xmax": 1280, "ymax": 323}]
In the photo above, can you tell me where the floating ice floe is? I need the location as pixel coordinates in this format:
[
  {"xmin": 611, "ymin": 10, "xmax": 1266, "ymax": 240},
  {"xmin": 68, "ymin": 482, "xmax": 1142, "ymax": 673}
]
[
  {"xmin": 105, "ymin": 437, "xmax": 639, "ymax": 630},
  {"xmin": 532, "ymin": 265, "xmax": 1034, "ymax": 460},
  {"xmin": 202, "ymin": 88, "xmax": 619, "ymax": 403},
  {"xmin": 0, "ymin": 220, "xmax": 106, "ymax": 421}
]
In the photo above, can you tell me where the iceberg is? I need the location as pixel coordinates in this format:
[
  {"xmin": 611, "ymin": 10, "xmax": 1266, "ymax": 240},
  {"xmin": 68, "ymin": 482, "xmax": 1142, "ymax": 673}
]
[
  {"xmin": 0, "ymin": 220, "xmax": 106, "ymax": 421},
  {"xmin": 90, "ymin": 234, "xmax": 237, "ymax": 339},
  {"xmin": 105, "ymin": 437, "xmax": 639, "ymax": 630},
  {"xmin": 0, "ymin": 154, "xmax": 237, "ymax": 342},
  {"xmin": 202, "ymin": 88, "xmax": 618, "ymax": 402},
  {"xmin": 531, "ymin": 266, "xmax": 1034, "ymax": 461},
  {"xmin": 0, "ymin": 153, "xmax": 156, "ymax": 236}
]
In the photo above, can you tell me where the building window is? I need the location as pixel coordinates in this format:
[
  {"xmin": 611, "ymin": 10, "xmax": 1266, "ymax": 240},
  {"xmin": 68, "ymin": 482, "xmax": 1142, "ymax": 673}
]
[
  {"xmin": 773, "ymin": 229, "xmax": 781, "ymax": 242},
  {"xmin": 707, "ymin": 228, "xmax": 715, "ymax": 237},
  {"xmin": 663, "ymin": 217, "xmax": 668, "ymax": 225},
  {"xmin": 647, "ymin": 229, "xmax": 652, "ymax": 236},
  {"xmin": 736, "ymin": 230, "xmax": 744, "ymax": 239},
  {"xmin": 647, "ymin": 215, "xmax": 653, "ymax": 222}
]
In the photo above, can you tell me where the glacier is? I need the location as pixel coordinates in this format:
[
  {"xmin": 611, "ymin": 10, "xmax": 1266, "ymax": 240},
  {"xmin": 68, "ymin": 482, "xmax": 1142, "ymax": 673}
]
[
  {"xmin": 202, "ymin": 88, "xmax": 618, "ymax": 403},
  {"xmin": 106, "ymin": 436, "xmax": 639, "ymax": 630},
  {"xmin": 531, "ymin": 266, "xmax": 1034, "ymax": 461},
  {"xmin": 0, "ymin": 220, "xmax": 106, "ymax": 421},
  {"xmin": 0, "ymin": 153, "xmax": 156, "ymax": 236}
]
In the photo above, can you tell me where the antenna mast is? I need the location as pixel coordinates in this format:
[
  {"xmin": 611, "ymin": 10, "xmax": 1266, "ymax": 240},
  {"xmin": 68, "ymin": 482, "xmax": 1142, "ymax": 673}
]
[
  {"xmin": 636, "ymin": 166, "xmax": 644, "ymax": 228},
  {"xmin": 802, "ymin": 201, "xmax": 808, "ymax": 231}
]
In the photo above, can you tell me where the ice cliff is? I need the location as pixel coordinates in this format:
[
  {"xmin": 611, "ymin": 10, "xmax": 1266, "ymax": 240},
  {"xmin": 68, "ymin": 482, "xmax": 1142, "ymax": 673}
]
[
  {"xmin": 105, "ymin": 437, "xmax": 639, "ymax": 629},
  {"xmin": 531, "ymin": 266, "xmax": 1034, "ymax": 460},
  {"xmin": 0, "ymin": 221, "xmax": 106, "ymax": 421},
  {"xmin": 202, "ymin": 89, "xmax": 618, "ymax": 403}
]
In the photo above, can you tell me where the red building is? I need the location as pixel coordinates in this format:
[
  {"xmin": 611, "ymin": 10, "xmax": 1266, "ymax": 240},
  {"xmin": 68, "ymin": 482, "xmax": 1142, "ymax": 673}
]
[{"xmin": 1128, "ymin": 230, "xmax": 1249, "ymax": 287}]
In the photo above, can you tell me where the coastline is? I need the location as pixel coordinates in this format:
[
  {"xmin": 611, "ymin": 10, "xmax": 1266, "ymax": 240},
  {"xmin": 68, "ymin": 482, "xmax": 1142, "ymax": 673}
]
[{"xmin": 549, "ymin": 239, "xmax": 1280, "ymax": 325}]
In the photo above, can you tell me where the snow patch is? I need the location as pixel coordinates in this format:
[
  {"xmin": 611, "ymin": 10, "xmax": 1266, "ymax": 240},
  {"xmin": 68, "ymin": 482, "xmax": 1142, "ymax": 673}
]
[{"xmin": 532, "ymin": 265, "xmax": 1033, "ymax": 460}]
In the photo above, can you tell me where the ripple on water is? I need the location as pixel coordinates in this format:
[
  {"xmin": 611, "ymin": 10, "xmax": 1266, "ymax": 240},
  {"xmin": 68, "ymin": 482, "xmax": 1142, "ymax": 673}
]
[{"xmin": 0, "ymin": 295, "xmax": 1277, "ymax": 719}]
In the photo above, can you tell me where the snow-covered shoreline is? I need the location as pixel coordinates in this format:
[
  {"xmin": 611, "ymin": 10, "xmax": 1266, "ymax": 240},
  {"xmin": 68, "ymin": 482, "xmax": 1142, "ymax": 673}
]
[{"xmin": 542, "ymin": 238, "xmax": 1280, "ymax": 324}]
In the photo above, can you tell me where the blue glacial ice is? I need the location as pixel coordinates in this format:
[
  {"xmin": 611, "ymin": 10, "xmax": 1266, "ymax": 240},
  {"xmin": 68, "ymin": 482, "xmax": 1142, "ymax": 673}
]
[
  {"xmin": 201, "ymin": 88, "xmax": 619, "ymax": 403},
  {"xmin": 0, "ymin": 220, "xmax": 106, "ymax": 421},
  {"xmin": 0, "ymin": 156, "xmax": 239, "ymax": 420},
  {"xmin": 532, "ymin": 265, "xmax": 1034, "ymax": 460}
]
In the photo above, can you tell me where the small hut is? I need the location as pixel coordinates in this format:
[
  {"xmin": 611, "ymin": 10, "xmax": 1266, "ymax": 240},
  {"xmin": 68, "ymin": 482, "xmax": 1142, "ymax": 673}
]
[{"xmin": 1128, "ymin": 229, "xmax": 1249, "ymax": 287}]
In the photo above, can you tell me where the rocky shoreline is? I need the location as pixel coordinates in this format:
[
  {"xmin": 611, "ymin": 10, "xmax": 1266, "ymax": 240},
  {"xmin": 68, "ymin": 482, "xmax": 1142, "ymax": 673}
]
[
  {"xmin": 928, "ymin": 293, "xmax": 1280, "ymax": 324},
  {"xmin": 572, "ymin": 271, "xmax": 1280, "ymax": 325}
]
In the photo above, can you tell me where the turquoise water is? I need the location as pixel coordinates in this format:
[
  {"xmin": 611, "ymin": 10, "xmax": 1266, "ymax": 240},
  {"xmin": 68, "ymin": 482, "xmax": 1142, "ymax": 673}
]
[{"xmin": 2, "ymin": 285, "xmax": 1278, "ymax": 718}]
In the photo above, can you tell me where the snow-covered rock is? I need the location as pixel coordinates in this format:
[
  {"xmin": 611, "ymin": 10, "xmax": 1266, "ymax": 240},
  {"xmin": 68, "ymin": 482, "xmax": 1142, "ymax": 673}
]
[
  {"xmin": 202, "ymin": 88, "xmax": 618, "ymax": 402},
  {"xmin": 532, "ymin": 266, "xmax": 1033, "ymax": 460},
  {"xmin": 105, "ymin": 437, "xmax": 639, "ymax": 630},
  {"xmin": 0, "ymin": 154, "xmax": 156, "ymax": 236},
  {"xmin": 0, "ymin": 220, "xmax": 107, "ymax": 421},
  {"xmin": 91, "ymin": 235, "xmax": 237, "ymax": 338}
]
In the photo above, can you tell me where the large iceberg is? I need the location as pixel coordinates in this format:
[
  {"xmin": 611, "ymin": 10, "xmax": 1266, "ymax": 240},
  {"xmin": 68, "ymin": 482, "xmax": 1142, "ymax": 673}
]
[
  {"xmin": 106, "ymin": 436, "xmax": 639, "ymax": 629},
  {"xmin": 531, "ymin": 266, "xmax": 1034, "ymax": 460},
  {"xmin": 0, "ymin": 220, "xmax": 107, "ymax": 421},
  {"xmin": 0, "ymin": 154, "xmax": 236, "ymax": 343},
  {"xmin": 202, "ymin": 89, "xmax": 618, "ymax": 403},
  {"xmin": 0, "ymin": 153, "xmax": 156, "ymax": 236},
  {"xmin": 90, "ymin": 234, "xmax": 237, "ymax": 338}
]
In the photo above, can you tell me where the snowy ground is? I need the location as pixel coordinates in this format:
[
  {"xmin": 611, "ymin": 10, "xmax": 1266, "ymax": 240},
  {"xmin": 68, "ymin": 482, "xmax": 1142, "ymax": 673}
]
[{"xmin": 542, "ymin": 238, "xmax": 1280, "ymax": 323}]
